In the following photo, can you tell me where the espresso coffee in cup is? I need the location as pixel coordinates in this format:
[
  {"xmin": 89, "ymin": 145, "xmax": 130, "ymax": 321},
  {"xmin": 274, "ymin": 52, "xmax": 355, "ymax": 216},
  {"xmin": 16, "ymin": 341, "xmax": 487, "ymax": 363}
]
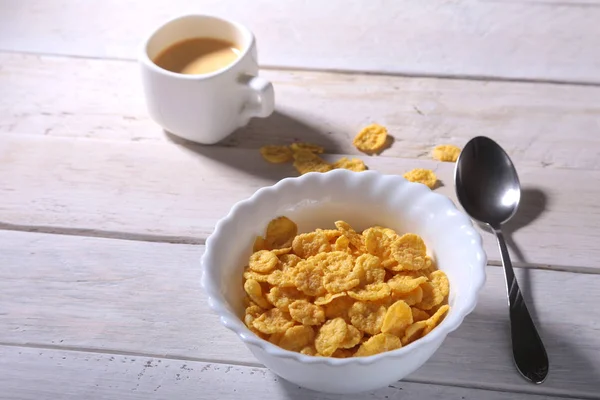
[
  {"xmin": 139, "ymin": 15, "xmax": 275, "ymax": 144},
  {"xmin": 153, "ymin": 37, "xmax": 241, "ymax": 75}
]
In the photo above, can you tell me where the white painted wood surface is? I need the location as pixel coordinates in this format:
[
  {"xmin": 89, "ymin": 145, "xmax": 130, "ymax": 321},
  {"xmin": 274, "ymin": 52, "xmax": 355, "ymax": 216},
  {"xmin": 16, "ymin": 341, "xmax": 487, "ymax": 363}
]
[
  {"xmin": 2, "ymin": 346, "xmax": 577, "ymax": 400},
  {"xmin": 1, "ymin": 231, "xmax": 599, "ymax": 398},
  {"xmin": 1, "ymin": 0, "xmax": 600, "ymax": 83},
  {"xmin": 1, "ymin": 1, "xmax": 599, "ymax": 398},
  {"xmin": 2, "ymin": 53, "xmax": 600, "ymax": 170},
  {"xmin": 1, "ymin": 134, "xmax": 599, "ymax": 272}
]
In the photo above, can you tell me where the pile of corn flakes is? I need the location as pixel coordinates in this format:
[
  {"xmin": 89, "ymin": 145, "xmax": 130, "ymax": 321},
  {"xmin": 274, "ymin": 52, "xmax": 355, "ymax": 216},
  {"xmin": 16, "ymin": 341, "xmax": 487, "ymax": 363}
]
[
  {"xmin": 242, "ymin": 216, "xmax": 450, "ymax": 358},
  {"xmin": 259, "ymin": 122, "xmax": 462, "ymax": 190},
  {"xmin": 260, "ymin": 142, "xmax": 367, "ymax": 175}
]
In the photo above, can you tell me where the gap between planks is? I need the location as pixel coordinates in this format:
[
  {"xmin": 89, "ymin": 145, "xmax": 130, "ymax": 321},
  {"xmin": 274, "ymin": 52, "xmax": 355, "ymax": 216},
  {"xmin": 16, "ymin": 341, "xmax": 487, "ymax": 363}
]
[{"xmin": 2, "ymin": 49, "xmax": 600, "ymax": 88}]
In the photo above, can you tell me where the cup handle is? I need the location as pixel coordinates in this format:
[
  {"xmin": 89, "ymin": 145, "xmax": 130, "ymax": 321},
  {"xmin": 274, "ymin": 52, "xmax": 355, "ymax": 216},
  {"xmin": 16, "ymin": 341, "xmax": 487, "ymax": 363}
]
[{"xmin": 239, "ymin": 74, "xmax": 275, "ymax": 126}]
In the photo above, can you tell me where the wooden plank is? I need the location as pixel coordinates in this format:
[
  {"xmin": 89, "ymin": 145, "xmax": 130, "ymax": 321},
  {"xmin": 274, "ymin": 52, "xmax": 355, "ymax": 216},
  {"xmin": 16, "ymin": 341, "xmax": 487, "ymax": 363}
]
[
  {"xmin": 0, "ymin": 347, "xmax": 576, "ymax": 400},
  {"xmin": 2, "ymin": 53, "xmax": 600, "ymax": 170},
  {"xmin": 0, "ymin": 134, "xmax": 599, "ymax": 271},
  {"xmin": 1, "ymin": 231, "xmax": 599, "ymax": 398},
  {"xmin": 1, "ymin": 0, "xmax": 600, "ymax": 83}
]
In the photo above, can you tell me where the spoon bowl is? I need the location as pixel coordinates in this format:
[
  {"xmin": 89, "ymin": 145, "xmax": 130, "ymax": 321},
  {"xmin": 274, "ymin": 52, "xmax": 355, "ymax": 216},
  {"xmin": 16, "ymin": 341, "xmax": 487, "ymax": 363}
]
[{"xmin": 455, "ymin": 136, "xmax": 521, "ymax": 228}]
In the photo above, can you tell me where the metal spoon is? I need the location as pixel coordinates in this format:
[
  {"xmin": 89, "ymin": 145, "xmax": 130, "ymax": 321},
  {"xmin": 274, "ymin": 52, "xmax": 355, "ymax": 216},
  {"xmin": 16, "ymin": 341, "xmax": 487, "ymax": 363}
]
[{"xmin": 455, "ymin": 136, "xmax": 549, "ymax": 384}]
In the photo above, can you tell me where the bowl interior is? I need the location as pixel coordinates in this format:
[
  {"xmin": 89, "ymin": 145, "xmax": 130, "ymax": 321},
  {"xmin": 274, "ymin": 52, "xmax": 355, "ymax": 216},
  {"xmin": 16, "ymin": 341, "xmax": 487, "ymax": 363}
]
[{"xmin": 204, "ymin": 171, "xmax": 485, "ymax": 338}]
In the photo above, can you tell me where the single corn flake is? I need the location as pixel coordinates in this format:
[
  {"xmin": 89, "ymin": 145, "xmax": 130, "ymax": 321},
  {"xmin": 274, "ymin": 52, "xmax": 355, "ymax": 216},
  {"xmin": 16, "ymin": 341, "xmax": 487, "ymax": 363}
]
[
  {"xmin": 252, "ymin": 308, "xmax": 295, "ymax": 334},
  {"xmin": 348, "ymin": 282, "xmax": 391, "ymax": 301},
  {"xmin": 392, "ymin": 285, "xmax": 423, "ymax": 306},
  {"xmin": 429, "ymin": 270, "xmax": 450, "ymax": 298},
  {"xmin": 300, "ymin": 345, "xmax": 318, "ymax": 356},
  {"xmin": 244, "ymin": 278, "xmax": 271, "ymax": 309},
  {"xmin": 403, "ymin": 168, "xmax": 438, "ymax": 189},
  {"xmin": 332, "ymin": 348, "xmax": 355, "ymax": 358},
  {"xmin": 309, "ymin": 251, "xmax": 354, "ymax": 275},
  {"xmin": 243, "ymin": 268, "xmax": 270, "ymax": 283},
  {"xmin": 432, "ymin": 144, "xmax": 461, "ymax": 162},
  {"xmin": 253, "ymin": 235, "xmax": 268, "ymax": 252},
  {"xmin": 353, "ymin": 253, "xmax": 386, "ymax": 285},
  {"xmin": 315, "ymin": 318, "xmax": 348, "ymax": 356},
  {"xmin": 292, "ymin": 231, "xmax": 332, "ymax": 259},
  {"xmin": 339, "ymin": 324, "xmax": 363, "ymax": 349},
  {"xmin": 292, "ymin": 150, "xmax": 333, "ymax": 175},
  {"xmin": 389, "ymin": 235, "xmax": 430, "ymax": 271},
  {"xmin": 334, "ymin": 235, "xmax": 351, "ymax": 252},
  {"xmin": 293, "ymin": 261, "xmax": 327, "ymax": 297},
  {"xmin": 416, "ymin": 281, "xmax": 444, "ymax": 310},
  {"xmin": 323, "ymin": 272, "xmax": 360, "ymax": 293},
  {"xmin": 353, "ymin": 124, "xmax": 388, "ymax": 153},
  {"xmin": 288, "ymin": 300, "xmax": 326, "ymax": 325},
  {"xmin": 381, "ymin": 300, "xmax": 413, "ymax": 337},
  {"xmin": 267, "ymin": 269, "xmax": 296, "ymax": 287},
  {"xmin": 290, "ymin": 142, "xmax": 325, "ymax": 154},
  {"xmin": 411, "ymin": 307, "xmax": 430, "ymax": 322},
  {"xmin": 249, "ymin": 250, "xmax": 279, "ymax": 273},
  {"xmin": 401, "ymin": 321, "xmax": 427, "ymax": 345},
  {"xmin": 354, "ymin": 333, "xmax": 402, "ymax": 357},
  {"xmin": 266, "ymin": 286, "xmax": 308, "ymax": 311},
  {"xmin": 333, "ymin": 157, "xmax": 367, "ymax": 172},
  {"xmin": 334, "ymin": 220, "xmax": 363, "ymax": 249},
  {"xmin": 266, "ymin": 216, "xmax": 298, "ymax": 249},
  {"xmin": 271, "ymin": 247, "xmax": 292, "ymax": 256},
  {"xmin": 348, "ymin": 301, "xmax": 387, "ymax": 335},
  {"xmin": 324, "ymin": 295, "xmax": 355, "ymax": 321},
  {"xmin": 387, "ymin": 275, "xmax": 428, "ymax": 294},
  {"xmin": 423, "ymin": 304, "xmax": 450, "ymax": 335},
  {"xmin": 260, "ymin": 145, "xmax": 293, "ymax": 164},
  {"xmin": 279, "ymin": 254, "xmax": 302, "ymax": 271},
  {"xmin": 278, "ymin": 325, "xmax": 315, "ymax": 352},
  {"xmin": 314, "ymin": 292, "xmax": 347, "ymax": 306}
]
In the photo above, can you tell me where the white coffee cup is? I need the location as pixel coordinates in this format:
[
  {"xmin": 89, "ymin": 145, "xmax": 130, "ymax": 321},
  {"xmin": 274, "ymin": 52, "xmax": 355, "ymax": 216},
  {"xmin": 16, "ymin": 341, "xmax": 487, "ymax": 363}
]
[{"xmin": 139, "ymin": 15, "xmax": 275, "ymax": 144}]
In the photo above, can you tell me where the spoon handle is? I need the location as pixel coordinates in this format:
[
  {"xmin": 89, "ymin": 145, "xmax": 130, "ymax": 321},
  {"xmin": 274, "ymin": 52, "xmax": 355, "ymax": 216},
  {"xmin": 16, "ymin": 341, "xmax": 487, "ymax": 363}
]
[{"xmin": 493, "ymin": 228, "xmax": 549, "ymax": 384}]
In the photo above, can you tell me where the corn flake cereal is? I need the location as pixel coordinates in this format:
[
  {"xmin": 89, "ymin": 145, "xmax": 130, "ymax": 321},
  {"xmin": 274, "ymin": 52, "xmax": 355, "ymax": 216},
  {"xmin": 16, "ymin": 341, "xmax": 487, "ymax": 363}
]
[
  {"xmin": 354, "ymin": 333, "xmax": 402, "ymax": 357},
  {"xmin": 381, "ymin": 300, "xmax": 413, "ymax": 337},
  {"xmin": 278, "ymin": 325, "xmax": 315, "ymax": 352},
  {"xmin": 429, "ymin": 270, "xmax": 450, "ymax": 298},
  {"xmin": 290, "ymin": 142, "xmax": 325, "ymax": 154},
  {"xmin": 402, "ymin": 321, "xmax": 427, "ymax": 345},
  {"xmin": 252, "ymin": 308, "xmax": 295, "ymax": 334},
  {"xmin": 249, "ymin": 250, "xmax": 279, "ymax": 273},
  {"xmin": 353, "ymin": 124, "xmax": 388, "ymax": 153},
  {"xmin": 333, "ymin": 157, "xmax": 367, "ymax": 172},
  {"xmin": 289, "ymin": 300, "xmax": 326, "ymax": 325},
  {"xmin": 315, "ymin": 318, "xmax": 348, "ymax": 356},
  {"xmin": 260, "ymin": 145, "xmax": 293, "ymax": 164},
  {"xmin": 403, "ymin": 168, "xmax": 438, "ymax": 189},
  {"xmin": 423, "ymin": 304, "xmax": 450, "ymax": 336},
  {"xmin": 392, "ymin": 285, "xmax": 423, "ymax": 306},
  {"xmin": 266, "ymin": 216, "xmax": 298, "ymax": 249},
  {"xmin": 411, "ymin": 307, "xmax": 430, "ymax": 322},
  {"xmin": 292, "ymin": 231, "xmax": 332, "ymax": 259},
  {"xmin": 340, "ymin": 324, "xmax": 363, "ymax": 349},
  {"xmin": 266, "ymin": 286, "xmax": 308, "ymax": 311},
  {"xmin": 432, "ymin": 144, "xmax": 461, "ymax": 162},
  {"xmin": 244, "ymin": 279, "xmax": 271, "ymax": 309},
  {"xmin": 292, "ymin": 150, "xmax": 333, "ymax": 175},
  {"xmin": 242, "ymin": 216, "xmax": 451, "ymax": 358},
  {"xmin": 348, "ymin": 301, "xmax": 387, "ymax": 335}
]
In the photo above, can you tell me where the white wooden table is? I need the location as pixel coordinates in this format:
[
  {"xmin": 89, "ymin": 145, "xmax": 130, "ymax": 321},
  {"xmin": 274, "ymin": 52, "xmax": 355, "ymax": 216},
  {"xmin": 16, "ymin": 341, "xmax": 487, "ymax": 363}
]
[{"xmin": 1, "ymin": 1, "xmax": 599, "ymax": 399}]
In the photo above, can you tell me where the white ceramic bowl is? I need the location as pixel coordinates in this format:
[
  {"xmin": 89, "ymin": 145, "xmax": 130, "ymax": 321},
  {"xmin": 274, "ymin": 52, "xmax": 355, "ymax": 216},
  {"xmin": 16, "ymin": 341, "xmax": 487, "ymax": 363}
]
[{"xmin": 201, "ymin": 169, "xmax": 486, "ymax": 394}]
